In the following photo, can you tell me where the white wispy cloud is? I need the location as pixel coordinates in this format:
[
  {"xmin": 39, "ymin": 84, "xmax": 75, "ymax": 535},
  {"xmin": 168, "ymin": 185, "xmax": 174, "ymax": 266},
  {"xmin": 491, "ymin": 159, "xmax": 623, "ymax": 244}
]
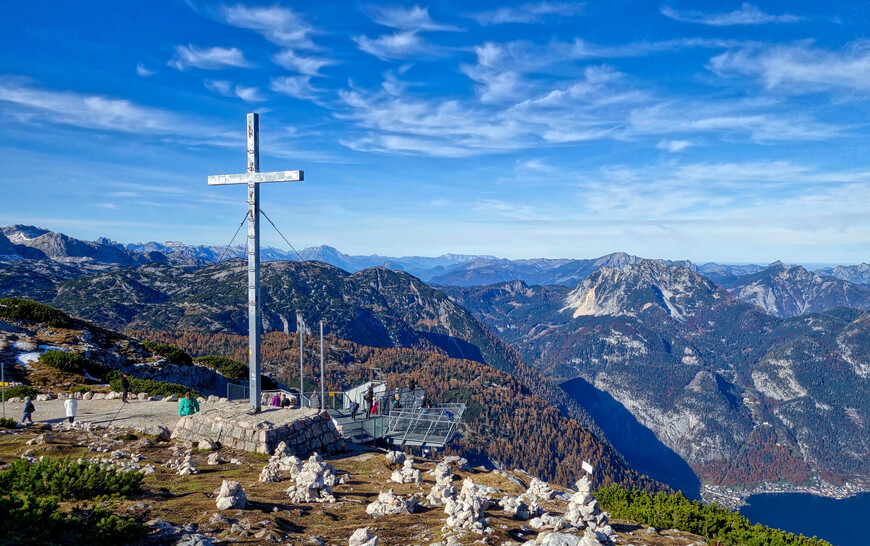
[
  {"xmin": 354, "ymin": 32, "xmax": 429, "ymax": 61},
  {"xmin": 628, "ymin": 100, "xmax": 840, "ymax": 141},
  {"xmin": 270, "ymin": 76, "xmax": 321, "ymax": 100},
  {"xmin": 709, "ymin": 40, "xmax": 870, "ymax": 93},
  {"xmin": 168, "ymin": 45, "xmax": 252, "ymax": 70},
  {"xmin": 136, "ymin": 63, "xmax": 155, "ymax": 77},
  {"xmin": 220, "ymin": 4, "xmax": 316, "ymax": 49},
  {"xmin": 660, "ymin": 3, "xmax": 801, "ymax": 26},
  {"xmin": 461, "ymin": 43, "xmax": 523, "ymax": 103},
  {"xmin": 204, "ymin": 80, "xmax": 265, "ymax": 102},
  {"xmin": 0, "ymin": 77, "xmax": 235, "ymax": 146},
  {"xmin": 271, "ymin": 49, "xmax": 335, "ymax": 76},
  {"xmin": 369, "ymin": 5, "xmax": 458, "ymax": 31},
  {"xmin": 656, "ymin": 139, "xmax": 693, "ymax": 152},
  {"xmin": 470, "ymin": 2, "xmax": 584, "ymax": 25}
]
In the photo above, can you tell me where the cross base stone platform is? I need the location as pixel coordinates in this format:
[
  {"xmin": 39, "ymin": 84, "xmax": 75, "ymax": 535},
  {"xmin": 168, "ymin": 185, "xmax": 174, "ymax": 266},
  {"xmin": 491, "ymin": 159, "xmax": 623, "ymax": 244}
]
[{"xmin": 171, "ymin": 404, "xmax": 347, "ymax": 456}]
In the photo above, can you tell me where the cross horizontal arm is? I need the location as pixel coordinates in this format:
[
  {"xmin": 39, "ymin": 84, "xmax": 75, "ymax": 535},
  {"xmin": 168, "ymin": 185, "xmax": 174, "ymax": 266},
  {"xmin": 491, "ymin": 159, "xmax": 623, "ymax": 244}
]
[{"xmin": 207, "ymin": 170, "xmax": 304, "ymax": 186}]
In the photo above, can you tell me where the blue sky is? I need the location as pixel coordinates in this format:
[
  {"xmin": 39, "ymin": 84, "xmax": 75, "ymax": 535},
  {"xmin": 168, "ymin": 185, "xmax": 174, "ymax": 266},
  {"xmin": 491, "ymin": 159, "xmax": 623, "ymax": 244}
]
[{"xmin": 1, "ymin": 1, "xmax": 870, "ymax": 263}]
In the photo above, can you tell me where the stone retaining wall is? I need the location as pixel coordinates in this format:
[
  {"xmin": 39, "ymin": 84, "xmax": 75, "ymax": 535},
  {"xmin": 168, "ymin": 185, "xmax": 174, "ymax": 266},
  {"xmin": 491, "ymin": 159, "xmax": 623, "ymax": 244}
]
[{"xmin": 171, "ymin": 405, "xmax": 346, "ymax": 456}]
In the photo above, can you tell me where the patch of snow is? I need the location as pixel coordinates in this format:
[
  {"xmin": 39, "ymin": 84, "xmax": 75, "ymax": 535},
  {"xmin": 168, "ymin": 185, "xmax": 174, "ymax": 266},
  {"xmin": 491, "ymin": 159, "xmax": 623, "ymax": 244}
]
[{"xmin": 16, "ymin": 352, "xmax": 40, "ymax": 366}]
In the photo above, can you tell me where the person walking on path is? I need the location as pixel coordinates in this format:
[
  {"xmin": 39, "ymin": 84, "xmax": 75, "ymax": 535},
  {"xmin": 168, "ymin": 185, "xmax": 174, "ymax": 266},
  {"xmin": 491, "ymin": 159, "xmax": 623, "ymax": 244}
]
[
  {"xmin": 121, "ymin": 373, "xmax": 130, "ymax": 403},
  {"xmin": 178, "ymin": 392, "xmax": 200, "ymax": 416},
  {"xmin": 21, "ymin": 396, "xmax": 35, "ymax": 425},
  {"xmin": 363, "ymin": 385, "xmax": 373, "ymax": 419},
  {"xmin": 64, "ymin": 397, "xmax": 78, "ymax": 424}
]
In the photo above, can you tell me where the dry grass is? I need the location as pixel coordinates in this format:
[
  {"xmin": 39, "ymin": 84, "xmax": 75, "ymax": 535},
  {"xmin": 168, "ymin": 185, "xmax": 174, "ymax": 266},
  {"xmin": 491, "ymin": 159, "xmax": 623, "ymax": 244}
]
[{"xmin": 0, "ymin": 429, "xmax": 707, "ymax": 546}]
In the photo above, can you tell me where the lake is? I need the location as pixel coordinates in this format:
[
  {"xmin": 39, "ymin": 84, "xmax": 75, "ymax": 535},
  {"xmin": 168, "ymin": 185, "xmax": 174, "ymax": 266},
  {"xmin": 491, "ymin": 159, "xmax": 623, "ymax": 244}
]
[{"xmin": 739, "ymin": 492, "xmax": 870, "ymax": 546}]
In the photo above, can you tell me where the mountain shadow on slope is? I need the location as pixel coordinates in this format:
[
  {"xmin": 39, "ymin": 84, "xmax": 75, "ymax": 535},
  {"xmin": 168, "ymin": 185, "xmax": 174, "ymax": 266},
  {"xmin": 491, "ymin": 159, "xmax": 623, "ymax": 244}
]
[{"xmin": 562, "ymin": 376, "xmax": 700, "ymax": 498}]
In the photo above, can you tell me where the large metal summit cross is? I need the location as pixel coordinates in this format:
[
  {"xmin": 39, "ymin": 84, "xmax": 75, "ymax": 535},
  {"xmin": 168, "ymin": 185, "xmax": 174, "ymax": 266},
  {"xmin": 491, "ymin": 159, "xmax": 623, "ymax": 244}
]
[{"xmin": 208, "ymin": 113, "xmax": 304, "ymax": 412}]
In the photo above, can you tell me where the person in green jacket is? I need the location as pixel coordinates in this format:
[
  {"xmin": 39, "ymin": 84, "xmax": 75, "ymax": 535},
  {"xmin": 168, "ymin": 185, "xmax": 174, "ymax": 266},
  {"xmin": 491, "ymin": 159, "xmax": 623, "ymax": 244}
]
[{"xmin": 178, "ymin": 392, "xmax": 200, "ymax": 416}]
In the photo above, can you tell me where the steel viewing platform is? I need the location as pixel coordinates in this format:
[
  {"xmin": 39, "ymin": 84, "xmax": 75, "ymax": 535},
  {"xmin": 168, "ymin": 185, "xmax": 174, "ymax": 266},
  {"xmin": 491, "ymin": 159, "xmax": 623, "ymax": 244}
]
[{"xmin": 227, "ymin": 381, "xmax": 465, "ymax": 449}]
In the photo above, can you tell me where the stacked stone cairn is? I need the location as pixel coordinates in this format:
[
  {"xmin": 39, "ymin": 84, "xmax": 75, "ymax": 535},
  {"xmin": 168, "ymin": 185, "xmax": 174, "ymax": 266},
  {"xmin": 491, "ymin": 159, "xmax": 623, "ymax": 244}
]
[
  {"xmin": 259, "ymin": 441, "xmax": 303, "ymax": 483},
  {"xmin": 562, "ymin": 475, "xmax": 615, "ymax": 542},
  {"xmin": 165, "ymin": 450, "xmax": 198, "ymax": 476},
  {"xmin": 365, "ymin": 489, "xmax": 419, "ymax": 518},
  {"xmin": 389, "ymin": 457, "xmax": 422, "ymax": 486},
  {"xmin": 443, "ymin": 478, "xmax": 492, "ymax": 535},
  {"xmin": 285, "ymin": 452, "xmax": 338, "ymax": 503},
  {"xmin": 215, "ymin": 480, "xmax": 247, "ymax": 510},
  {"xmin": 425, "ymin": 461, "xmax": 457, "ymax": 506}
]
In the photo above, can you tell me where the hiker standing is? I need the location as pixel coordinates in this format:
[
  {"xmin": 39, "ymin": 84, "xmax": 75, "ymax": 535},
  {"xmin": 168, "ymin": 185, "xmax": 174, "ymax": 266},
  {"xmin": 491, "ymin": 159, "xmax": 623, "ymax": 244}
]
[
  {"xmin": 178, "ymin": 392, "xmax": 200, "ymax": 416},
  {"xmin": 350, "ymin": 399, "xmax": 359, "ymax": 421},
  {"xmin": 21, "ymin": 396, "xmax": 35, "ymax": 425},
  {"xmin": 64, "ymin": 397, "xmax": 78, "ymax": 424},
  {"xmin": 121, "ymin": 373, "xmax": 130, "ymax": 403},
  {"xmin": 363, "ymin": 385, "xmax": 373, "ymax": 419},
  {"xmin": 408, "ymin": 378, "xmax": 416, "ymax": 393},
  {"xmin": 271, "ymin": 393, "xmax": 281, "ymax": 407}
]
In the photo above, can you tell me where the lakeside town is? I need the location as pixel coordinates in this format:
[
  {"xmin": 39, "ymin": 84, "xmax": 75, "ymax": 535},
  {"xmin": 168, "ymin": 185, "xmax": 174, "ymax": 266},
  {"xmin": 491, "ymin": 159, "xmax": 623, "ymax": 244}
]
[{"xmin": 702, "ymin": 479, "xmax": 870, "ymax": 510}]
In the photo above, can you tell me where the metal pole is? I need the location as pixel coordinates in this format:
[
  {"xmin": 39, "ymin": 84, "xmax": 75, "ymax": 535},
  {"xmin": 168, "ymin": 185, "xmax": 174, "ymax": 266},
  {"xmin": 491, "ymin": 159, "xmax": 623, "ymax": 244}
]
[
  {"xmin": 247, "ymin": 112, "xmax": 261, "ymax": 413},
  {"xmin": 298, "ymin": 312, "xmax": 304, "ymax": 405},
  {"xmin": 320, "ymin": 321, "xmax": 325, "ymax": 411},
  {"xmin": 1, "ymin": 338, "xmax": 5, "ymax": 419}
]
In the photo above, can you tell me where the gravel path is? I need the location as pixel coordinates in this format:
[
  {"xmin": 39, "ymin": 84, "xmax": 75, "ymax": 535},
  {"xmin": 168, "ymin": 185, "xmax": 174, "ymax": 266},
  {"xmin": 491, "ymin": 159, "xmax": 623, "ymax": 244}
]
[{"xmin": 0, "ymin": 397, "xmax": 232, "ymax": 430}]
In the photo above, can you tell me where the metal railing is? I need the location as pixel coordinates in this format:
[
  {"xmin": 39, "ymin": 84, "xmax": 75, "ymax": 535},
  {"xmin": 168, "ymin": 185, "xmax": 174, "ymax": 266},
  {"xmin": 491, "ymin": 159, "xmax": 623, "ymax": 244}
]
[{"xmin": 385, "ymin": 403, "xmax": 465, "ymax": 447}]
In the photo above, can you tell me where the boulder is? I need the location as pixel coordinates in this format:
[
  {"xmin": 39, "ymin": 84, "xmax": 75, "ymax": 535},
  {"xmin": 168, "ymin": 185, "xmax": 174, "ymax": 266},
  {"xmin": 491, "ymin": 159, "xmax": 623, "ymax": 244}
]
[
  {"xmin": 150, "ymin": 395, "xmax": 163, "ymax": 401},
  {"xmin": 443, "ymin": 478, "xmax": 491, "ymax": 534},
  {"xmin": 82, "ymin": 391, "xmax": 93, "ymax": 400},
  {"xmin": 389, "ymin": 457, "xmax": 422, "ymax": 485},
  {"xmin": 165, "ymin": 394, "xmax": 178, "ymax": 402},
  {"xmin": 137, "ymin": 424, "xmax": 171, "ymax": 441},
  {"xmin": 198, "ymin": 438, "xmax": 218, "ymax": 451},
  {"xmin": 92, "ymin": 393, "xmax": 106, "ymax": 400},
  {"xmin": 137, "ymin": 392, "xmax": 149, "ymax": 400},
  {"xmin": 207, "ymin": 452, "xmax": 225, "ymax": 466}
]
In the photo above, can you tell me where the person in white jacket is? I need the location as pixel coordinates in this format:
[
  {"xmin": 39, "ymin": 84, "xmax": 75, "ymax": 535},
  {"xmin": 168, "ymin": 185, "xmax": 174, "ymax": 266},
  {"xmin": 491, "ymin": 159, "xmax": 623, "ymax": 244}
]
[{"xmin": 64, "ymin": 397, "xmax": 78, "ymax": 424}]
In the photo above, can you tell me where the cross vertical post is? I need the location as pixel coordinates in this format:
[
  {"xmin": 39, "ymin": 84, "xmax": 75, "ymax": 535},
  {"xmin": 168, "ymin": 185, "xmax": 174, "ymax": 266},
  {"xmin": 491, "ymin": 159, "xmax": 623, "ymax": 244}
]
[
  {"xmin": 247, "ymin": 113, "xmax": 261, "ymax": 411},
  {"xmin": 208, "ymin": 113, "xmax": 304, "ymax": 413}
]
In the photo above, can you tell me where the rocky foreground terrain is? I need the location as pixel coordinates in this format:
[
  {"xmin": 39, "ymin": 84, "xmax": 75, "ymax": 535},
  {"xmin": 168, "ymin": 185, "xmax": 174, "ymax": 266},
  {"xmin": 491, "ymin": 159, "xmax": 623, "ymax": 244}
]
[{"xmin": 0, "ymin": 420, "xmax": 706, "ymax": 546}]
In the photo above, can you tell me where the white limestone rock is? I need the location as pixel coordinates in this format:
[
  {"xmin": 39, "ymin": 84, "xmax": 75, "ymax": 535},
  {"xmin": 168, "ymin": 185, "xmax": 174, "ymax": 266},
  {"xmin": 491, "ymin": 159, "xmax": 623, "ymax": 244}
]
[
  {"xmin": 385, "ymin": 450, "xmax": 406, "ymax": 465},
  {"xmin": 389, "ymin": 458, "xmax": 422, "ymax": 485},
  {"xmin": 215, "ymin": 480, "xmax": 247, "ymax": 510},
  {"xmin": 207, "ymin": 452, "xmax": 225, "ymax": 465},
  {"xmin": 528, "ymin": 477, "xmax": 556, "ymax": 500},
  {"xmin": 499, "ymin": 495, "xmax": 534, "ymax": 520},
  {"xmin": 365, "ymin": 489, "xmax": 419, "ymax": 518},
  {"xmin": 348, "ymin": 527, "xmax": 378, "ymax": 546}
]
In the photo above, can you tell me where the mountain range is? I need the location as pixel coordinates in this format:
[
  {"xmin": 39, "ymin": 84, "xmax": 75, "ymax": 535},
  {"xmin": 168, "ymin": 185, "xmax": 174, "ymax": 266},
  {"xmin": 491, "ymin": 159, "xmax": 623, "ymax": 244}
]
[
  {"xmin": 444, "ymin": 261, "xmax": 870, "ymax": 492},
  {"xmin": 3, "ymin": 224, "xmax": 870, "ymax": 494}
]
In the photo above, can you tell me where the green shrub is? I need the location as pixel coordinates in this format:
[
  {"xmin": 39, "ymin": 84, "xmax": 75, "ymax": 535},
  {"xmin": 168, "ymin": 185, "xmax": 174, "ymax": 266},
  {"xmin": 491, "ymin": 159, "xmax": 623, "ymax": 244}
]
[
  {"xmin": 0, "ymin": 298, "xmax": 73, "ymax": 328},
  {"xmin": 0, "ymin": 457, "xmax": 143, "ymax": 500},
  {"xmin": 70, "ymin": 386, "xmax": 91, "ymax": 394},
  {"xmin": 142, "ymin": 340, "xmax": 192, "ymax": 366},
  {"xmin": 0, "ymin": 492, "xmax": 69, "ymax": 544},
  {"xmin": 107, "ymin": 377, "xmax": 199, "ymax": 399},
  {"xmin": 0, "ymin": 493, "xmax": 146, "ymax": 545},
  {"xmin": 4, "ymin": 385, "xmax": 39, "ymax": 399},
  {"xmin": 596, "ymin": 485, "xmax": 831, "ymax": 546},
  {"xmin": 195, "ymin": 355, "xmax": 247, "ymax": 380},
  {"xmin": 39, "ymin": 351, "xmax": 110, "ymax": 379},
  {"xmin": 0, "ymin": 417, "xmax": 18, "ymax": 429}
]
